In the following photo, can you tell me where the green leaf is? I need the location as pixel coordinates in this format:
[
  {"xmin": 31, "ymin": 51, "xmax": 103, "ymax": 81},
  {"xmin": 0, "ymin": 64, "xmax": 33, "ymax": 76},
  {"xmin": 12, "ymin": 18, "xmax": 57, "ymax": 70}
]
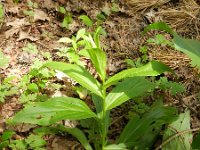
[
  {"xmin": 11, "ymin": 97, "xmax": 96, "ymax": 125},
  {"xmin": 173, "ymin": 34, "xmax": 200, "ymax": 69},
  {"xmin": 142, "ymin": 22, "xmax": 174, "ymax": 35},
  {"xmin": 76, "ymin": 28, "xmax": 86, "ymax": 41},
  {"xmin": 93, "ymin": 26, "xmax": 106, "ymax": 48},
  {"xmin": 105, "ymin": 77, "xmax": 155, "ymax": 110},
  {"xmin": 0, "ymin": 141, "xmax": 9, "ymax": 149},
  {"xmin": 104, "ymin": 60, "xmax": 171, "ymax": 88},
  {"xmin": 118, "ymin": 101, "xmax": 177, "ymax": 148},
  {"xmin": 44, "ymin": 61, "xmax": 103, "ymax": 97},
  {"xmin": 143, "ymin": 22, "xmax": 200, "ymax": 69},
  {"xmin": 1, "ymin": 130, "xmax": 15, "ymax": 141},
  {"xmin": 28, "ymin": 83, "xmax": 39, "ymax": 93},
  {"xmin": 162, "ymin": 111, "xmax": 192, "ymax": 150},
  {"xmin": 25, "ymin": 134, "xmax": 46, "ymax": 148},
  {"xmin": 192, "ymin": 132, "xmax": 200, "ymax": 150},
  {"xmin": 103, "ymin": 143, "xmax": 127, "ymax": 150},
  {"xmin": 58, "ymin": 37, "xmax": 73, "ymax": 43},
  {"xmin": 59, "ymin": 6, "xmax": 66, "ymax": 14},
  {"xmin": 58, "ymin": 125, "xmax": 93, "ymax": 150},
  {"xmin": 79, "ymin": 15, "xmax": 93, "ymax": 27},
  {"xmin": 87, "ymin": 48, "xmax": 107, "ymax": 81}
]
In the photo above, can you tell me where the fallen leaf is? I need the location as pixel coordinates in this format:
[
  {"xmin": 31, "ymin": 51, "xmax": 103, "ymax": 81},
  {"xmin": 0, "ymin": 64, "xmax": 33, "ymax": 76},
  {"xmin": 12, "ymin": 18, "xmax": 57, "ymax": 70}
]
[
  {"xmin": 17, "ymin": 31, "xmax": 40, "ymax": 41},
  {"xmin": 6, "ymin": 18, "xmax": 30, "ymax": 27},
  {"xmin": 34, "ymin": 9, "xmax": 50, "ymax": 22},
  {"xmin": 5, "ymin": 18, "xmax": 30, "ymax": 38},
  {"xmin": 6, "ymin": 5, "xmax": 20, "ymax": 14}
]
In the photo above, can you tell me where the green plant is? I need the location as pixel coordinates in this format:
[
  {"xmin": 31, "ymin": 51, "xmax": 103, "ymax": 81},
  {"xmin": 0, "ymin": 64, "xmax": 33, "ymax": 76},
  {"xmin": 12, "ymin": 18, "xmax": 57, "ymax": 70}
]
[
  {"xmin": 156, "ymin": 77, "xmax": 185, "ymax": 96},
  {"xmin": 125, "ymin": 46, "xmax": 149, "ymax": 68},
  {"xmin": 79, "ymin": 15, "xmax": 93, "ymax": 27},
  {"xmin": 59, "ymin": 6, "xmax": 73, "ymax": 29},
  {"xmin": 143, "ymin": 22, "xmax": 200, "ymax": 149},
  {"xmin": 10, "ymin": 28, "xmax": 177, "ymax": 149},
  {"xmin": 18, "ymin": 59, "xmax": 55, "ymax": 103},
  {"xmin": 0, "ymin": 76, "xmax": 18, "ymax": 103},
  {"xmin": 143, "ymin": 22, "xmax": 200, "ymax": 69},
  {"xmin": 0, "ymin": 131, "xmax": 46, "ymax": 150},
  {"xmin": 147, "ymin": 34, "xmax": 174, "ymax": 47}
]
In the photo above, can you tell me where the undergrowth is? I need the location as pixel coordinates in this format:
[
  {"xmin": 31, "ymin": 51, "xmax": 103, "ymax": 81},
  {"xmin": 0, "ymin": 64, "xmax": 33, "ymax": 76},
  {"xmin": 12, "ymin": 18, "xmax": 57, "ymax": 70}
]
[{"xmin": 0, "ymin": 22, "xmax": 200, "ymax": 150}]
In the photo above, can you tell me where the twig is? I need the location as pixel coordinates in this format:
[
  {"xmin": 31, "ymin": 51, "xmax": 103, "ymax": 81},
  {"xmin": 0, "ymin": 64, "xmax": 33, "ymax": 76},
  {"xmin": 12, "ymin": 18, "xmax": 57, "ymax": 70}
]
[{"xmin": 155, "ymin": 127, "xmax": 200, "ymax": 150}]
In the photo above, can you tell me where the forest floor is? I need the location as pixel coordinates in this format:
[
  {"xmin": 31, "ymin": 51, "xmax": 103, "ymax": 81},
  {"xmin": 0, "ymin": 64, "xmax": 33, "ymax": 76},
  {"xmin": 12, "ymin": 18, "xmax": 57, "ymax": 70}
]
[{"xmin": 0, "ymin": 0, "xmax": 200, "ymax": 149}]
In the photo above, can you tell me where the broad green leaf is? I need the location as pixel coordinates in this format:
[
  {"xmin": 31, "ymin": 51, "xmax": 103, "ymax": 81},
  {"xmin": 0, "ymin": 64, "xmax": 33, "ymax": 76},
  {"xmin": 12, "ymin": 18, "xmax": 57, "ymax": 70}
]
[
  {"xmin": 192, "ymin": 132, "xmax": 200, "ymax": 150},
  {"xmin": 105, "ymin": 77, "xmax": 155, "ymax": 110},
  {"xmin": 173, "ymin": 34, "xmax": 200, "ymax": 69},
  {"xmin": 104, "ymin": 60, "xmax": 171, "ymax": 88},
  {"xmin": 103, "ymin": 144, "xmax": 127, "ymax": 150},
  {"xmin": 76, "ymin": 28, "xmax": 86, "ymax": 41},
  {"xmin": 27, "ymin": 83, "xmax": 39, "ymax": 93},
  {"xmin": 87, "ymin": 48, "xmax": 107, "ymax": 81},
  {"xmin": 44, "ymin": 62, "xmax": 103, "ymax": 97},
  {"xmin": 142, "ymin": 22, "xmax": 174, "ymax": 35},
  {"xmin": 79, "ymin": 15, "xmax": 93, "ymax": 27},
  {"xmin": 118, "ymin": 101, "xmax": 177, "ymax": 148},
  {"xmin": 162, "ymin": 111, "xmax": 192, "ymax": 150},
  {"xmin": 143, "ymin": 22, "xmax": 200, "ymax": 69},
  {"xmin": 11, "ymin": 97, "xmax": 96, "ymax": 126}
]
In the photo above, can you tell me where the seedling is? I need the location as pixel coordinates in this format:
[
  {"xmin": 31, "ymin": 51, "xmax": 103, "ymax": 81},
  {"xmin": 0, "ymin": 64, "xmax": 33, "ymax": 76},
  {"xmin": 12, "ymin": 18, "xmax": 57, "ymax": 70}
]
[{"xmin": 59, "ymin": 7, "xmax": 73, "ymax": 29}]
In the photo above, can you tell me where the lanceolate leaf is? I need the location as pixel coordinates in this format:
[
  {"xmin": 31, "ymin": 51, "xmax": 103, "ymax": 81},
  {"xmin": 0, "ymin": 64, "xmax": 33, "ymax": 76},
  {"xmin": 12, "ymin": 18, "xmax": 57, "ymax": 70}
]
[
  {"xmin": 173, "ymin": 34, "xmax": 200, "ymax": 69},
  {"xmin": 105, "ymin": 77, "xmax": 155, "ymax": 110},
  {"xmin": 44, "ymin": 62, "xmax": 103, "ymax": 97},
  {"xmin": 162, "ymin": 111, "xmax": 192, "ymax": 150},
  {"xmin": 11, "ymin": 97, "xmax": 96, "ymax": 126},
  {"xmin": 104, "ymin": 60, "xmax": 170, "ymax": 88},
  {"xmin": 118, "ymin": 101, "xmax": 177, "ymax": 148},
  {"xmin": 103, "ymin": 144, "xmax": 127, "ymax": 150},
  {"xmin": 87, "ymin": 48, "xmax": 107, "ymax": 81},
  {"xmin": 143, "ymin": 22, "xmax": 200, "ymax": 69},
  {"xmin": 142, "ymin": 22, "xmax": 174, "ymax": 35}
]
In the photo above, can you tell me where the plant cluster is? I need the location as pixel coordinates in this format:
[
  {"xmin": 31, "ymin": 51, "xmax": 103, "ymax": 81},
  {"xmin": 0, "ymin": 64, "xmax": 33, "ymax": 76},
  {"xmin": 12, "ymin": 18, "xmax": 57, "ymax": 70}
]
[{"xmin": 0, "ymin": 21, "xmax": 200, "ymax": 149}]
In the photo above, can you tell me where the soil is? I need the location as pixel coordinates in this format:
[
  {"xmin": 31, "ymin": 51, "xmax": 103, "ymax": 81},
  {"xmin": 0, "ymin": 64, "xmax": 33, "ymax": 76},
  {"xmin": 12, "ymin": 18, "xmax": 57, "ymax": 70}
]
[{"xmin": 0, "ymin": 0, "xmax": 200, "ymax": 149}]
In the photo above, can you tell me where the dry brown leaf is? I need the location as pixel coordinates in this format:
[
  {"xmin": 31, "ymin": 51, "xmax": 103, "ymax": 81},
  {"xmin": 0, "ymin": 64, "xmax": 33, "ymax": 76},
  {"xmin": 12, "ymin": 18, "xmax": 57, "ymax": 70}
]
[
  {"xmin": 6, "ymin": 18, "xmax": 30, "ymax": 27},
  {"xmin": 5, "ymin": 18, "xmax": 30, "ymax": 38},
  {"xmin": 34, "ymin": 9, "xmax": 50, "ymax": 22},
  {"xmin": 17, "ymin": 31, "xmax": 40, "ymax": 41},
  {"xmin": 6, "ymin": 5, "xmax": 20, "ymax": 14}
]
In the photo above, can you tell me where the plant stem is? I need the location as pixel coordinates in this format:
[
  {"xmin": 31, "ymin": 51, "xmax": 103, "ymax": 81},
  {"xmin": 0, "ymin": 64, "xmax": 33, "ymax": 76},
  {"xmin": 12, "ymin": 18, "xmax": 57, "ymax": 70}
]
[{"xmin": 101, "ymin": 89, "xmax": 108, "ymax": 149}]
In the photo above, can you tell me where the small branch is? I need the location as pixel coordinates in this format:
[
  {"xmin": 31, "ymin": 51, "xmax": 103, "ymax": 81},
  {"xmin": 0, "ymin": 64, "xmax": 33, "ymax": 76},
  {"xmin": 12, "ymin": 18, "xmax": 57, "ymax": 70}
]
[{"xmin": 155, "ymin": 127, "xmax": 200, "ymax": 150}]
